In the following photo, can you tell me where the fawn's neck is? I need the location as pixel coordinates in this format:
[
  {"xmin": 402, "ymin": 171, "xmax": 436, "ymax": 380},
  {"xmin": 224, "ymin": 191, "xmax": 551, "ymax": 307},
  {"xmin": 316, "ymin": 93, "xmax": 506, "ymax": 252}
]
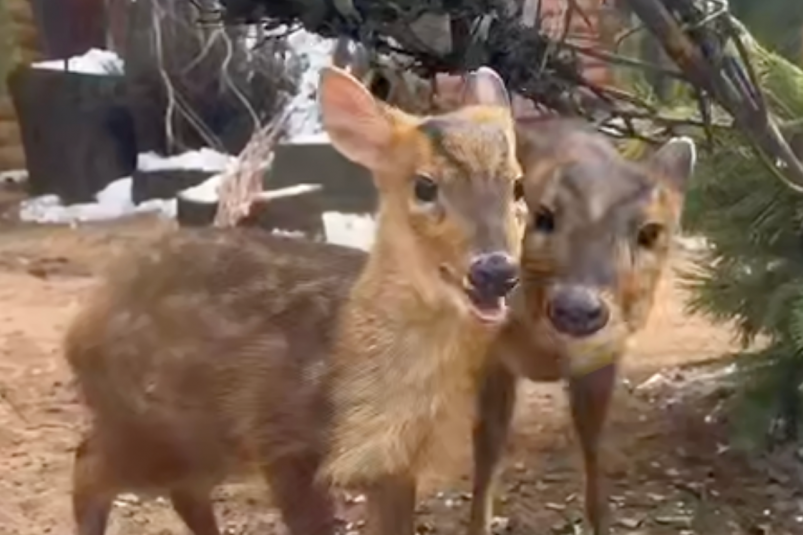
[{"xmin": 323, "ymin": 219, "xmax": 499, "ymax": 486}]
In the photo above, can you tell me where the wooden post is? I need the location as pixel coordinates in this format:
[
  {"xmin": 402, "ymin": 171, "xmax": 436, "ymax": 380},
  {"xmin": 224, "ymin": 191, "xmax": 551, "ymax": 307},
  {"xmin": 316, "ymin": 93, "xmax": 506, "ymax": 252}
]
[{"xmin": 0, "ymin": 0, "xmax": 41, "ymax": 172}]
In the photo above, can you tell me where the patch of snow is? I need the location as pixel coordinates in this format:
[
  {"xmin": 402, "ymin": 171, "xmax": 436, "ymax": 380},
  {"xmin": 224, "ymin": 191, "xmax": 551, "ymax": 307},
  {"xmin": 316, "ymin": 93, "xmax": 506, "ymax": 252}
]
[
  {"xmin": 137, "ymin": 148, "xmax": 235, "ymax": 173},
  {"xmin": 285, "ymin": 132, "xmax": 331, "ymax": 145},
  {"xmin": 18, "ymin": 178, "xmax": 175, "ymax": 224},
  {"xmin": 178, "ymin": 174, "xmax": 223, "ymax": 204},
  {"xmin": 253, "ymin": 183, "xmax": 321, "ymax": 201},
  {"xmin": 322, "ymin": 212, "xmax": 375, "ymax": 251},
  {"xmin": 285, "ymin": 31, "xmax": 336, "ymax": 140},
  {"xmin": 674, "ymin": 235, "xmax": 710, "ymax": 252},
  {"xmin": 0, "ymin": 169, "xmax": 27, "ymax": 184},
  {"xmin": 272, "ymin": 229, "xmax": 307, "ymax": 239},
  {"xmin": 33, "ymin": 48, "xmax": 124, "ymax": 76}
]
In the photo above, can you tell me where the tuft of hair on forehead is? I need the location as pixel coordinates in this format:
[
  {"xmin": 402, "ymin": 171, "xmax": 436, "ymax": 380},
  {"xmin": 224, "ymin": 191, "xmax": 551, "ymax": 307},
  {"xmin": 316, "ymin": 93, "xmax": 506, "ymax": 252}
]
[
  {"xmin": 566, "ymin": 158, "xmax": 656, "ymax": 225},
  {"xmin": 517, "ymin": 119, "xmax": 655, "ymax": 222},
  {"xmin": 416, "ymin": 111, "xmax": 515, "ymax": 178},
  {"xmin": 517, "ymin": 118, "xmax": 613, "ymax": 162}
]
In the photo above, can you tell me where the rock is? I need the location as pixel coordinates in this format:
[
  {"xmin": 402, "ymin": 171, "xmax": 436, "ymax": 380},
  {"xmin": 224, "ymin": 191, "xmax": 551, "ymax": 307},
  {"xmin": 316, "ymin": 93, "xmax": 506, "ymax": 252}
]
[
  {"xmin": 654, "ymin": 515, "xmax": 692, "ymax": 528},
  {"xmin": 616, "ymin": 516, "xmax": 642, "ymax": 529},
  {"xmin": 665, "ymin": 467, "xmax": 680, "ymax": 478},
  {"xmin": 114, "ymin": 493, "xmax": 140, "ymax": 507},
  {"xmin": 415, "ymin": 521, "xmax": 435, "ymax": 533},
  {"xmin": 491, "ymin": 516, "xmax": 510, "ymax": 533},
  {"xmin": 345, "ymin": 493, "xmax": 366, "ymax": 505}
]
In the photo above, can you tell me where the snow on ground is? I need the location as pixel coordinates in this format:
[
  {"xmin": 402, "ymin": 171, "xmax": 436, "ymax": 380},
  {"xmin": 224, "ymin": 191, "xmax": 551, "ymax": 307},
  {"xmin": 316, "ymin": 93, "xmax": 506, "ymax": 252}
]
[
  {"xmin": 18, "ymin": 178, "xmax": 176, "ymax": 224},
  {"xmin": 322, "ymin": 212, "xmax": 375, "ymax": 251},
  {"xmin": 0, "ymin": 169, "xmax": 27, "ymax": 184},
  {"xmin": 17, "ymin": 35, "xmax": 378, "ymax": 248},
  {"xmin": 178, "ymin": 174, "xmax": 224, "ymax": 205},
  {"xmin": 32, "ymin": 48, "xmax": 124, "ymax": 76},
  {"xmin": 137, "ymin": 149, "xmax": 235, "ymax": 173}
]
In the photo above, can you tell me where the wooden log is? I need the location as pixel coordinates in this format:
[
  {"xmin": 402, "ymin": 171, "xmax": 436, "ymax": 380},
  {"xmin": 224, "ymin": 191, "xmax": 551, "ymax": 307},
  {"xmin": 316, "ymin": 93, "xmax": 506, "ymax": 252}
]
[
  {"xmin": 131, "ymin": 169, "xmax": 216, "ymax": 204},
  {"xmin": 10, "ymin": 23, "xmax": 40, "ymax": 53},
  {"xmin": 0, "ymin": 98, "xmax": 17, "ymax": 121},
  {"xmin": 0, "ymin": 145, "xmax": 26, "ymax": 170},
  {"xmin": 5, "ymin": 0, "xmax": 35, "ymax": 25},
  {"xmin": 241, "ymin": 184, "xmax": 325, "ymax": 239},
  {"xmin": 266, "ymin": 141, "xmax": 376, "ymax": 214},
  {"xmin": 177, "ymin": 184, "xmax": 325, "ymax": 239},
  {"xmin": 0, "ymin": 122, "xmax": 22, "ymax": 146}
]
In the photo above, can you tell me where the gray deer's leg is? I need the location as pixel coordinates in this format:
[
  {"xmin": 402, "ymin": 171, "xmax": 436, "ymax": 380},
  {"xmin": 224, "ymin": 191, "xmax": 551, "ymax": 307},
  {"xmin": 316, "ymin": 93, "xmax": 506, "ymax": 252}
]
[
  {"xmin": 364, "ymin": 474, "xmax": 417, "ymax": 535},
  {"xmin": 468, "ymin": 360, "xmax": 518, "ymax": 535},
  {"xmin": 568, "ymin": 363, "xmax": 617, "ymax": 535}
]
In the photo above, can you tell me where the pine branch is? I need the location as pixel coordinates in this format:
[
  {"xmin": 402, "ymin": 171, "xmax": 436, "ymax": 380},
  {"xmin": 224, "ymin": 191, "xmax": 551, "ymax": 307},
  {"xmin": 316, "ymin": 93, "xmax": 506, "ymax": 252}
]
[{"xmin": 204, "ymin": 0, "xmax": 720, "ymax": 145}]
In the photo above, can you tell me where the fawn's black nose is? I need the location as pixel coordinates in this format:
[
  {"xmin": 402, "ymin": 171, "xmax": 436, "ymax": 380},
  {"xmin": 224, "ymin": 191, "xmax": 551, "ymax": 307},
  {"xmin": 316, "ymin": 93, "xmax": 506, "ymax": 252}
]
[
  {"xmin": 547, "ymin": 286, "xmax": 610, "ymax": 337},
  {"xmin": 467, "ymin": 252, "xmax": 519, "ymax": 298}
]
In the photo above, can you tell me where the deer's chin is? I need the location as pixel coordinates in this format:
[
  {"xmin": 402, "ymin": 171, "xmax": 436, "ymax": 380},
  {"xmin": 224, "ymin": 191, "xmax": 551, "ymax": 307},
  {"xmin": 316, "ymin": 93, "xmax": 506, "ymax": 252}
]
[
  {"xmin": 556, "ymin": 326, "xmax": 631, "ymax": 377},
  {"xmin": 465, "ymin": 291, "xmax": 509, "ymax": 325}
]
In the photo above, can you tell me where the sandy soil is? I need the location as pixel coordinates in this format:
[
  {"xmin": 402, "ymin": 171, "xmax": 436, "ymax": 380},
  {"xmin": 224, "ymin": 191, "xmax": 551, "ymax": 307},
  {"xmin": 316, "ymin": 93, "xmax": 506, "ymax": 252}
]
[{"xmin": 0, "ymin": 206, "xmax": 799, "ymax": 535}]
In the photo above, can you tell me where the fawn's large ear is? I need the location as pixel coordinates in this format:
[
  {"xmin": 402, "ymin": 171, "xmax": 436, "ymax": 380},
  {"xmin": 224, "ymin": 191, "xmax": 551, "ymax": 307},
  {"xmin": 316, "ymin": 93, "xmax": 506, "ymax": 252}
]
[
  {"xmin": 319, "ymin": 66, "xmax": 393, "ymax": 171},
  {"xmin": 460, "ymin": 67, "xmax": 511, "ymax": 109},
  {"xmin": 648, "ymin": 136, "xmax": 696, "ymax": 193}
]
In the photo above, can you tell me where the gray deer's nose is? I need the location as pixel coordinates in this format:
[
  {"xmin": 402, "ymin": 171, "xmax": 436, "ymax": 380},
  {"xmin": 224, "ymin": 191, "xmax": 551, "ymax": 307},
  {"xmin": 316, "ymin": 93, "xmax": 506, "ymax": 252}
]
[
  {"xmin": 467, "ymin": 252, "xmax": 519, "ymax": 298},
  {"xmin": 547, "ymin": 286, "xmax": 610, "ymax": 337}
]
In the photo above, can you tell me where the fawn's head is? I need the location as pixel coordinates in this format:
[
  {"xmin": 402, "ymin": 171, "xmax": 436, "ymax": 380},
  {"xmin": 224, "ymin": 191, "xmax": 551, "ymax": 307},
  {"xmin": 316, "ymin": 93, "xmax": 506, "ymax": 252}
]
[
  {"xmin": 516, "ymin": 119, "xmax": 695, "ymax": 372},
  {"xmin": 318, "ymin": 66, "xmax": 522, "ymax": 325}
]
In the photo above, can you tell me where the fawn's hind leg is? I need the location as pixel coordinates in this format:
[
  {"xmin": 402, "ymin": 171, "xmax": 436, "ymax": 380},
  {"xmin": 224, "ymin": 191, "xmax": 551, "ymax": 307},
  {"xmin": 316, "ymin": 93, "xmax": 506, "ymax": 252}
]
[
  {"xmin": 467, "ymin": 360, "xmax": 518, "ymax": 535},
  {"xmin": 72, "ymin": 434, "xmax": 115, "ymax": 535},
  {"xmin": 262, "ymin": 453, "xmax": 336, "ymax": 535},
  {"xmin": 364, "ymin": 474, "xmax": 417, "ymax": 535},
  {"xmin": 170, "ymin": 486, "xmax": 221, "ymax": 535}
]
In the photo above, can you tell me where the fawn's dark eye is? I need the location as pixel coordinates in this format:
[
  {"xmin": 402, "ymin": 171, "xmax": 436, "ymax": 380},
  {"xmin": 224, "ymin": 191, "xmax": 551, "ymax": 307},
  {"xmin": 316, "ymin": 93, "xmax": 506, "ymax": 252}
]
[
  {"xmin": 513, "ymin": 178, "xmax": 525, "ymax": 201},
  {"xmin": 413, "ymin": 175, "xmax": 438, "ymax": 203},
  {"xmin": 637, "ymin": 222, "xmax": 663, "ymax": 249},
  {"xmin": 533, "ymin": 206, "xmax": 555, "ymax": 233}
]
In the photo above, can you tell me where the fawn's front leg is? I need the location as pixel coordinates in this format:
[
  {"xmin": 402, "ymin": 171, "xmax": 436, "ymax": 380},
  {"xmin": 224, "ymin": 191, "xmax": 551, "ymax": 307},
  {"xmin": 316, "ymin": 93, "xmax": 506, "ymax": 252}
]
[
  {"xmin": 364, "ymin": 474, "xmax": 417, "ymax": 535},
  {"xmin": 567, "ymin": 363, "xmax": 617, "ymax": 535},
  {"xmin": 467, "ymin": 360, "xmax": 518, "ymax": 535}
]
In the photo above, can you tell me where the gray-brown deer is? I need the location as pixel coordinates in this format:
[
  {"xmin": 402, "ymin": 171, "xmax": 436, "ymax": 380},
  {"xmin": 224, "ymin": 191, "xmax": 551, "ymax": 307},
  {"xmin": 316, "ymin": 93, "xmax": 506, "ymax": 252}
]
[
  {"xmin": 330, "ymin": 36, "xmax": 442, "ymax": 115},
  {"xmin": 65, "ymin": 65, "xmax": 523, "ymax": 535},
  {"xmin": 467, "ymin": 118, "xmax": 696, "ymax": 535}
]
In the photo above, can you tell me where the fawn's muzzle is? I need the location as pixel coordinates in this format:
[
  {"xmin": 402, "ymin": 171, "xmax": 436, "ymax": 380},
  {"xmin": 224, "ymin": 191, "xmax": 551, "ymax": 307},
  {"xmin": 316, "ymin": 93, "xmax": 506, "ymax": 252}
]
[
  {"xmin": 462, "ymin": 252, "xmax": 519, "ymax": 324},
  {"xmin": 546, "ymin": 286, "xmax": 610, "ymax": 338},
  {"xmin": 468, "ymin": 252, "xmax": 519, "ymax": 297}
]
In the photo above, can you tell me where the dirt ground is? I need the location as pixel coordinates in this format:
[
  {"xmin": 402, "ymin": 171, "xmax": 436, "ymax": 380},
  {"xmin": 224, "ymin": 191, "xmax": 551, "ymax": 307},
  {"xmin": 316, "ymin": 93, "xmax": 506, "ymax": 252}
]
[{"xmin": 0, "ymin": 202, "xmax": 800, "ymax": 535}]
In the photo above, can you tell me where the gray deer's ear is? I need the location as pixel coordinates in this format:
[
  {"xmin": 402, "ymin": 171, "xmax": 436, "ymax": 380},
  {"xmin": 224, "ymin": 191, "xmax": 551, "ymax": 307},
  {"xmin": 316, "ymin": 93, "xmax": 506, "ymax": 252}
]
[
  {"xmin": 460, "ymin": 66, "xmax": 511, "ymax": 109},
  {"xmin": 649, "ymin": 136, "xmax": 697, "ymax": 192}
]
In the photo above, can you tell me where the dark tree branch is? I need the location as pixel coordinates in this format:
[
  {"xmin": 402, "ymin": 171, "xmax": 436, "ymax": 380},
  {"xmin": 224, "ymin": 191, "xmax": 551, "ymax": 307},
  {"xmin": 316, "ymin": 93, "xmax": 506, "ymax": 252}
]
[{"xmin": 200, "ymin": 0, "xmax": 803, "ymax": 191}]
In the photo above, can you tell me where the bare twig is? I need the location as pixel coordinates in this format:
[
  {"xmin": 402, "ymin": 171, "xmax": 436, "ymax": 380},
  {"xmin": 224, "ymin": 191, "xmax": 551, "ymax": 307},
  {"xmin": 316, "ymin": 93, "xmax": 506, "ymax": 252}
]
[
  {"xmin": 213, "ymin": 107, "xmax": 292, "ymax": 227},
  {"xmin": 151, "ymin": 0, "xmax": 178, "ymax": 152}
]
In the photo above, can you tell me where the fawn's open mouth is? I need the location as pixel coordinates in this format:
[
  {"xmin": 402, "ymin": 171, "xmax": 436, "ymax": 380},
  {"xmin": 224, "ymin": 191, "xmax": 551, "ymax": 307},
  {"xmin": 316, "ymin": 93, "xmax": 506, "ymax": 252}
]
[
  {"xmin": 440, "ymin": 265, "xmax": 511, "ymax": 324},
  {"xmin": 461, "ymin": 274, "xmax": 511, "ymax": 324}
]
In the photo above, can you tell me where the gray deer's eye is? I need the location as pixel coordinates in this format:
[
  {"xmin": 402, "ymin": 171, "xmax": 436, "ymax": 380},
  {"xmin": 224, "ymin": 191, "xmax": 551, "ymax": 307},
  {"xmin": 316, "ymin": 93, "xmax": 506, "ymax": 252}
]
[
  {"xmin": 533, "ymin": 206, "xmax": 555, "ymax": 233},
  {"xmin": 513, "ymin": 177, "xmax": 524, "ymax": 201},
  {"xmin": 637, "ymin": 222, "xmax": 663, "ymax": 249}
]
